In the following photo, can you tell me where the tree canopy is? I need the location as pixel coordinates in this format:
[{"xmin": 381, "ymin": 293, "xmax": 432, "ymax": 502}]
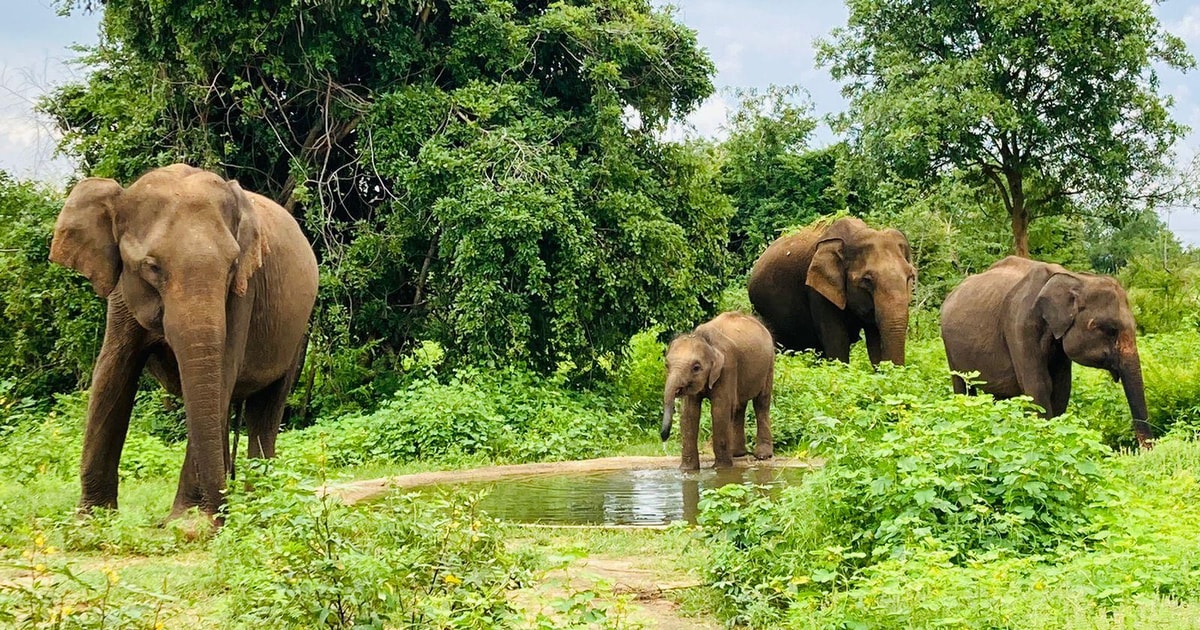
[
  {"xmin": 47, "ymin": 0, "xmax": 729, "ymax": 375},
  {"xmin": 819, "ymin": 0, "xmax": 1195, "ymax": 257},
  {"xmin": 716, "ymin": 87, "xmax": 845, "ymax": 267}
]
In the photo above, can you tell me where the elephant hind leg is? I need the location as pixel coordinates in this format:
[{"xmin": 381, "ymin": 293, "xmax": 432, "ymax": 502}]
[
  {"xmin": 244, "ymin": 376, "xmax": 290, "ymax": 459},
  {"xmin": 752, "ymin": 389, "xmax": 773, "ymax": 460},
  {"xmin": 730, "ymin": 401, "xmax": 749, "ymax": 457},
  {"xmin": 951, "ymin": 374, "xmax": 968, "ymax": 395}
]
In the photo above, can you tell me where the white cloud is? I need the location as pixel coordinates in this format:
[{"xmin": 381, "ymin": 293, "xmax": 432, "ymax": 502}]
[
  {"xmin": 1167, "ymin": 5, "xmax": 1200, "ymax": 46},
  {"xmin": 660, "ymin": 94, "xmax": 731, "ymax": 142}
]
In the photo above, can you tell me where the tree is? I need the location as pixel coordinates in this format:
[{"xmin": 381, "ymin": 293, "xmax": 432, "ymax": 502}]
[
  {"xmin": 45, "ymin": 0, "xmax": 727, "ymax": 376},
  {"xmin": 819, "ymin": 0, "xmax": 1194, "ymax": 257},
  {"xmin": 0, "ymin": 173, "xmax": 104, "ymax": 398},
  {"xmin": 717, "ymin": 86, "xmax": 845, "ymax": 267}
]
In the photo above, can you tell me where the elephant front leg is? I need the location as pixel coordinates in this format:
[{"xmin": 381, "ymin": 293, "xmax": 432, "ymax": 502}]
[
  {"xmin": 80, "ymin": 298, "xmax": 147, "ymax": 512},
  {"xmin": 711, "ymin": 399, "xmax": 734, "ymax": 469},
  {"xmin": 679, "ymin": 397, "xmax": 702, "ymax": 471}
]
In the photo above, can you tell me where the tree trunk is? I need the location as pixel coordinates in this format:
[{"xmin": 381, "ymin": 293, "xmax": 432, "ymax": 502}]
[
  {"xmin": 1008, "ymin": 163, "xmax": 1030, "ymax": 258},
  {"xmin": 1012, "ymin": 204, "xmax": 1031, "ymax": 258}
]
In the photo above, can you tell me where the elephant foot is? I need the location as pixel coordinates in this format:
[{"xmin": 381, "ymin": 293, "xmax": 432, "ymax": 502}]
[
  {"xmin": 163, "ymin": 507, "xmax": 221, "ymax": 539},
  {"xmin": 753, "ymin": 447, "xmax": 774, "ymax": 460},
  {"xmin": 678, "ymin": 459, "xmax": 701, "ymax": 472},
  {"xmin": 712, "ymin": 458, "xmax": 734, "ymax": 469}
]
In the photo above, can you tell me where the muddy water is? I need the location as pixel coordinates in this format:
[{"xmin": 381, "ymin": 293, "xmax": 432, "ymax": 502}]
[{"xmin": 421, "ymin": 466, "xmax": 807, "ymax": 526}]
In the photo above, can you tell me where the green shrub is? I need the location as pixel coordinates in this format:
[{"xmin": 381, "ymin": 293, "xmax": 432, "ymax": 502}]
[
  {"xmin": 612, "ymin": 329, "xmax": 667, "ymax": 417},
  {"xmin": 0, "ymin": 175, "xmax": 104, "ymax": 400},
  {"xmin": 286, "ymin": 368, "xmax": 638, "ymax": 470},
  {"xmin": 215, "ymin": 462, "xmax": 522, "ymax": 629},
  {"xmin": 697, "ymin": 374, "xmax": 1115, "ymax": 627}
]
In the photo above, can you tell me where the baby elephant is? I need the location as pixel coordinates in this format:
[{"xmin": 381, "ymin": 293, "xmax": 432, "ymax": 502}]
[{"xmin": 662, "ymin": 312, "xmax": 775, "ymax": 470}]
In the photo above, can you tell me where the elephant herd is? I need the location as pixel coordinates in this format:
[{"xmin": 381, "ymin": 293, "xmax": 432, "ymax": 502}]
[
  {"xmin": 661, "ymin": 216, "xmax": 1152, "ymax": 471},
  {"xmin": 48, "ymin": 165, "xmax": 1150, "ymax": 523}
]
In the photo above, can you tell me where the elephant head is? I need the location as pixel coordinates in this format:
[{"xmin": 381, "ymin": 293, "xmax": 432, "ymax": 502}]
[
  {"xmin": 49, "ymin": 165, "xmax": 269, "ymax": 511},
  {"xmin": 1035, "ymin": 272, "xmax": 1151, "ymax": 446},
  {"xmin": 806, "ymin": 228, "xmax": 916, "ymax": 365},
  {"xmin": 661, "ymin": 334, "xmax": 725, "ymax": 441}
]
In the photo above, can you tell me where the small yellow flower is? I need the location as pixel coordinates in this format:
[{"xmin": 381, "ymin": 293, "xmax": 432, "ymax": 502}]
[
  {"xmin": 34, "ymin": 563, "xmax": 46, "ymax": 573},
  {"xmin": 155, "ymin": 621, "xmax": 165, "ymax": 630},
  {"xmin": 1033, "ymin": 581, "xmax": 1045, "ymax": 591},
  {"xmin": 442, "ymin": 573, "xmax": 462, "ymax": 586},
  {"xmin": 43, "ymin": 546, "xmax": 57, "ymax": 555},
  {"xmin": 34, "ymin": 534, "xmax": 45, "ymax": 549},
  {"xmin": 61, "ymin": 604, "xmax": 75, "ymax": 617},
  {"xmin": 103, "ymin": 567, "xmax": 119, "ymax": 585},
  {"xmin": 791, "ymin": 575, "xmax": 811, "ymax": 585},
  {"xmin": 21, "ymin": 549, "xmax": 32, "ymax": 560}
]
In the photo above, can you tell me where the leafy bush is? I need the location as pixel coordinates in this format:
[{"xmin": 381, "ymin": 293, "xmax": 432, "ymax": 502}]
[
  {"xmin": 0, "ymin": 175, "xmax": 103, "ymax": 400},
  {"xmin": 216, "ymin": 462, "xmax": 522, "ymax": 629},
  {"xmin": 1119, "ymin": 252, "xmax": 1200, "ymax": 334},
  {"xmin": 697, "ymin": 367, "xmax": 1115, "ymax": 627},
  {"xmin": 286, "ymin": 368, "xmax": 639, "ymax": 469},
  {"xmin": 611, "ymin": 329, "xmax": 667, "ymax": 416}
]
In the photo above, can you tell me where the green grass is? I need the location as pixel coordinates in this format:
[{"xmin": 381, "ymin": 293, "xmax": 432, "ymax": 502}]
[{"xmin": 1, "ymin": 329, "xmax": 1199, "ymax": 627}]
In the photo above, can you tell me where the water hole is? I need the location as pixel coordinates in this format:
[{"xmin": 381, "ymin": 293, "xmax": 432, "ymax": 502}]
[{"xmin": 414, "ymin": 465, "xmax": 809, "ymax": 526}]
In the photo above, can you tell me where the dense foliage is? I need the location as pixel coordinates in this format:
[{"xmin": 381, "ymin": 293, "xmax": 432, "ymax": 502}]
[
  {"xmin": 717, "ymin": 87, "xmax": 844, "ymax": 266},
  {"xmin": 0, "ymin": 175, "xmax": 103, "ymax": 398},
  {"xmin": 820, "ymin": 0, "xmax": 1195, "ymax": 256},
  {"xmin": 287, "ymin": 367, "xmax": 640, "ymax": 469},
  {"xmin": 695, "ymin": 343, "xmax": 1200, "ymax": 628},
  {"xmin": 47, "ymin": 0, "xmax": 729, "ymax": 375}
]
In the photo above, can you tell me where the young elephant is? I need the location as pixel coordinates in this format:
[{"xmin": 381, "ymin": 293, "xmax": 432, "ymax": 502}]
[
  {"xmin": 661, "ymin": 312, "xmax": 775, "ymax": 470},
  {"xmin": 940, "ymin": 256, "xmax": 1151, "ymax": 447}
]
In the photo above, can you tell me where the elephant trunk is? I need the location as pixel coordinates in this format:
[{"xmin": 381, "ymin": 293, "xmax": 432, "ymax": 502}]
[
  {"xmin": 1118, "ymin": 341, "xmax": 1152, "ymax": 448},
  {"xmin": 166, "ymin": 293, "xmax": 231, "ymax": 516},
  {"xmin": 662, "ymin": 372, "xmax": 685, "ymax": 441},
  {"xmin": 876, "ymin": 293, "xmax": 910, "ymax": 367}
]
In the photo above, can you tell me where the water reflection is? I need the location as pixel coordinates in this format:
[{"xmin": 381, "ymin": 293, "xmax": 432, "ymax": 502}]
[{"xmin": 422, "ymin": 466, "xmax": 806, "ymax": 526}]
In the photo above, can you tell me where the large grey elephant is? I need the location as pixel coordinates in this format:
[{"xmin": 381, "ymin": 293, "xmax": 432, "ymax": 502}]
[
  {"xmin": 748, "ymin": 217, "xmax": 916, "ymax": 366},
  {"xmin": 49, "ymin": 164, "xmax": 319, "ymax": 521},
  {"xmin": 940, "ymin": 256, "xmax": 1152, "ymax": 448},
  {"xmin": 661, "ymin": 312, "xmax": 775, "ymax": 470}
]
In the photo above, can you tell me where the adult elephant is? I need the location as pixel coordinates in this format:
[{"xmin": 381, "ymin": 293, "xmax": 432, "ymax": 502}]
[
  {"xmin": 747, "ymin": 217, "xmax": 916, "ymax": 366},
  {"xmin": 940, "ymin": 256, "xmax": 1152, "ymax": 448},
  {"xmin": 50, "ymin": 164, "xmax": 319, "ymax": 521}
]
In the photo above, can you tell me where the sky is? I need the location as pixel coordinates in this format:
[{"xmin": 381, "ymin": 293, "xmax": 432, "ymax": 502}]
[{"xmin": 2, "ymin": 0, "xmax": 1199, "ymax": 242}]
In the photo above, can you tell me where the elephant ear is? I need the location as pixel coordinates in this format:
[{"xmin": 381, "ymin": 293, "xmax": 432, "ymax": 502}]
[
  {"xmin": 227, "ymin": 180, "xmax": 270, "ymax": 297},
  {"xmin": 806, "ymin": 237, "xmax": 847, "ymax": 309},
  {"xmin": 49, "ymin": 178, "xmax": 123, "ymax": 297},
  {"xmin": 1036, "ymin": 273, "xmax": 1083, "ymax": 339},
  {"xmin": 884, "ymin": 228, "xmax": 912, "ymax": 261},
  {"xmin": 707, "ymin": 346, "xmax": 726, "ymax": 390}
]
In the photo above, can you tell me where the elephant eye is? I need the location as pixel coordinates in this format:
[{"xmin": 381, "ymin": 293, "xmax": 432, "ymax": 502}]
[
  {"xmin": 141, "ymin": 258, "xmax": 162, "ymax": 280},
  {"xmin": 692, "ymin": 362, "xmax": 702, "ymax": 373},
  {"xmin": 859, "ymin": 273, "xmax": 874, "ymax": 289}
]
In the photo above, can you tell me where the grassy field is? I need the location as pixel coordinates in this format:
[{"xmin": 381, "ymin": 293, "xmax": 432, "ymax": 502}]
[{"xmin": 2, "ymin": 332, "xmax": 1199, "ymax": 628}]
